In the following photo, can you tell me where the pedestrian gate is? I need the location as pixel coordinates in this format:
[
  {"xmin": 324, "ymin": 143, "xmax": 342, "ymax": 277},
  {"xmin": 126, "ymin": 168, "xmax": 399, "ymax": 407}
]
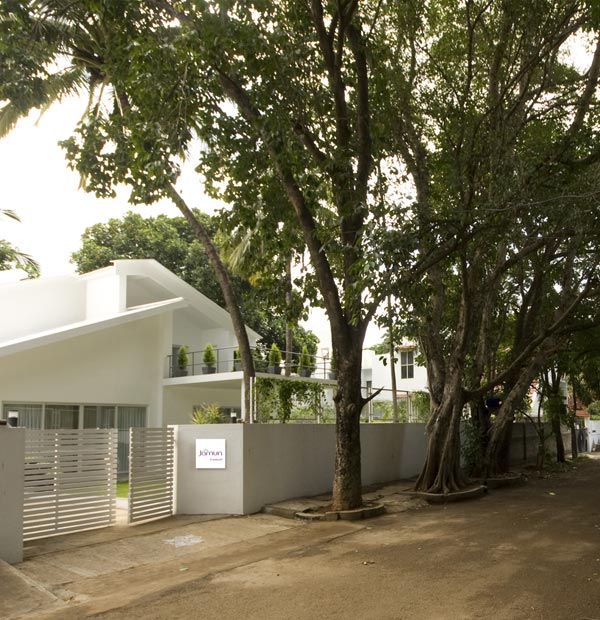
[
  {"xmin": 23, "ymin": 429, "xmax": 118, "ymax": 541},
  {"xmin": 128, "ymin": 427, "xmax": 175, "ymax": 523}
]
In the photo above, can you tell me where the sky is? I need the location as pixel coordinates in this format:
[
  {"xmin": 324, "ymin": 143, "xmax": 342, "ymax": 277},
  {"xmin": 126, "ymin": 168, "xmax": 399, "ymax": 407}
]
[{"xmin": 0, "ymin": 95, "xmax": 383, "ymax": 351}]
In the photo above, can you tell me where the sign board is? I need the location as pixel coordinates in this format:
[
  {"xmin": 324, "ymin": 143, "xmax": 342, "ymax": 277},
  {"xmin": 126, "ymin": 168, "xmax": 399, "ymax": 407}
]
[{"xmin": 195, "ymin": 438, "xmax": 226, "ymax": 469}]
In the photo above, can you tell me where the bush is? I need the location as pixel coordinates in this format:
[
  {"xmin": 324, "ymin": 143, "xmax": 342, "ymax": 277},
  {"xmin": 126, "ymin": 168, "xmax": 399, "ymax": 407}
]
[
  {"xmin": 203, "ymin": 343, "xmax": 217, "ymax": 367},
  {"xmin": 268, "ymin": 343, "xmax": 282, "ymax": 366},
  {"xmin": 177, "ymin": 345, "xmax": 189, "ymax": 369},
  {"xmin": 191, "ymin": 403, "xmax": 224, "ymax": 424},
  {"xmin": 298, "ymin": 344, "xmax": 313, "ymax": 374}
]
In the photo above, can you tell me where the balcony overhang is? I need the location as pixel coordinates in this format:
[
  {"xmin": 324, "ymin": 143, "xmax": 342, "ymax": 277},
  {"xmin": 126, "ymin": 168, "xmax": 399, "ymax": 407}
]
[{"xmin": 163, "ymin": 371, "xmax": 337, "ymax": 389}]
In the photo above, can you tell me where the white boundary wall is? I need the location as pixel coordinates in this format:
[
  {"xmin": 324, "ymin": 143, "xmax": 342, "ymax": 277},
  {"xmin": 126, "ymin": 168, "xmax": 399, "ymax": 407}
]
[
  {"xmin": 0, "ymin": 428, "xmax": 25, "ymax": 563},
  {"xmin": 174, "ymin": 423, "xmax": 427, "ymax": 515}
]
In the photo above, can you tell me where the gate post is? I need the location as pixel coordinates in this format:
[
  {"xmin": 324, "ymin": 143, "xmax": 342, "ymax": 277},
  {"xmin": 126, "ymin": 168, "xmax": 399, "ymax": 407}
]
[{"xmin": 0, "ymin": 427, "xmax": 25, "ymax": 563}]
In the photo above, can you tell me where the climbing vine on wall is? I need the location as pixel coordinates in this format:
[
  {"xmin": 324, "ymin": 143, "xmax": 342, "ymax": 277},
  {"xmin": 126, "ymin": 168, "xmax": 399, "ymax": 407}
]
[{"xmin": 255, "ymin": 378, "xmax": 326, "ymax": 423}]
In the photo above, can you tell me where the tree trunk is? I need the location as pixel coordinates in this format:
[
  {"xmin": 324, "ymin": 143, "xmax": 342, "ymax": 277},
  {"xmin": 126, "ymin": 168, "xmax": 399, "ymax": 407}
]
[
  {"xmin": 468, "ymin": 399, "xmax": 491, "ymax": 478},
  {"xmin": 284, "ymin": 258, "xmax": 293, "ymax": 377},
  {"xmin": 485, "ymin": 408, "xmax": 515, "ymax": 477},
  {"xmin": 551, "ymin": 411, "xmax": 565, "ymax": 463},
  {"xmin": 387, "ymin": 297, "xmax": 399, "ymax": 422},
  {"xmin": 166, "ymin": 185, "xmax": 255, "ymax": 419},
  {"xmin": 415, "ymin": 375, "xmax": 466, "ymax": 493},
  {"xmin": 569, "ymin": 419, "xmax": 578, "ymax": 460},
  {"xmin": 536, "ymin": 437, "xmax": 545, "ymax": 470},
  {"xmin": 331, "ymin": 343, "xmax": 364, "ymax": 510}
]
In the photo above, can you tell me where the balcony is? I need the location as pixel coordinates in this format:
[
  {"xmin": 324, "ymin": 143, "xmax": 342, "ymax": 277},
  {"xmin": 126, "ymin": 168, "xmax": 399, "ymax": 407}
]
[{"xmin": 167, "ymin": 346, "xmax": 336, "ymax": 381}]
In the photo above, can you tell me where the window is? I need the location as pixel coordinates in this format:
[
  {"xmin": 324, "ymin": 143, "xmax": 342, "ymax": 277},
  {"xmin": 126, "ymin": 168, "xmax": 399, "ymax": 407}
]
[
  {"xmin": 44, "ymin": 405, "xmax": 79, "ymax": 429},
  {"xmin": 2, "ymin": 404, "xmax": 43, "ymax": 428},
  {"xmin": 84, "ymin": 406, "xmax": 116, "ymax": 429},
  {"xmin": 400, "ymin": 350, "xmax": 414, "ymax": 379}
]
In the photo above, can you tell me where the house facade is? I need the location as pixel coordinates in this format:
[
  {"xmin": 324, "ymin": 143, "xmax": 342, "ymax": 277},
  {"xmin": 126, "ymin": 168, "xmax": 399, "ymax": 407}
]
[
  {"xmin": 0, "ymin": 259, "xmax": 261, "ymax": 471},
  {"xmin": 360, "ymin": 347, "xmax": 429, "ymax": 420}
]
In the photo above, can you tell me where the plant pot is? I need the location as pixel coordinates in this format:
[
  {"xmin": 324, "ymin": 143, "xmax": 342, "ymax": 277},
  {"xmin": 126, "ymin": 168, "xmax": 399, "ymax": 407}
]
[
  {"xmin": 203, "ymin": 366, "xmax": 217, "ymax": 375},
  {"xmin": 268, "ymin": 366, "xmax": 282, "ymax": 375},
  {"xmin": 177, "ymin": 368, "xmax": 188, "ymax": 377},
  {"xmin": 328, "ymin": 371, "xmax": 337, "ymax": 380},
  {"xmin": 299, "ymin": 368, "xmax": 312, "ymax": 378},
  {"xmin": 233, "ymin": 361, "xmax": 242, "ymax": 371}
]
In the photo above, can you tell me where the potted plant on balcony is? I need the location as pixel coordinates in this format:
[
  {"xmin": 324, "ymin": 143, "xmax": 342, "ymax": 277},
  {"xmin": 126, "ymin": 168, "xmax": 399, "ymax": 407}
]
[
  {"xmin": 298, "ymin": 345, "xmax": 313, "ymax": 377},
  {"xmin": 177, "ymin": 345, "xmax": 189, "ymax": 377},
  {"xmin": 233, "ymin": 348, "xmax": 242, "ymax": 371},
  {"xmin": 267, "ymin": 343, "xmax": 282, "ymax": 374},
  {"xmin": 202, "ymin": 343, "xmax": 217, "ymax": 374},
  {"xmin": 328, "ymin": 351, "xmax": 337, "ymax": 380}
]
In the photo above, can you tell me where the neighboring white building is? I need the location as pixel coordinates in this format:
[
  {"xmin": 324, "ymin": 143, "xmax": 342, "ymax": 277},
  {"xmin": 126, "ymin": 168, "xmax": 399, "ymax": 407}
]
[
  {"xmin": 0, "ymin": 259, "xmax": 262, "ymax": 472},
  {"xmin": 361, "ymin": 346, "xmax": 429, "ymax": 420}
]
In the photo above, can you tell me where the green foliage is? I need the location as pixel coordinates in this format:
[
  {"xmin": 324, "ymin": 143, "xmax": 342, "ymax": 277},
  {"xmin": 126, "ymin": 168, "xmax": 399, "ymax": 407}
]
[
  {"xmin": 191, "ymin": 403, "xmax": 224, "ymax": 424},
  {"xmin": 268, "ymin": 344, "xmax": 282, "ymax": 367},
  {"xmin": 255, "ymin": 378, "xmax": 326, "ymax": 424},
  {"xmin": 0, "ymin": 210, "xmax": 39, "ymax": 277},
  {"xmin": 588, "ymin": 401, "xmax": 600, "ymax": 420},
  {"xmin": 203, "ymin": 343, "xmax": 217, "ymax": 367},
  {"xmin": 412, "ymin": 392, "xmax": 432, "ymax": 422},
  {"xmin": 461, "ymin": 418, "xmax": 486, "ymax": 477},
  {"xmin": 298, "ymin": 345, "xmax": 312, "ymax": 372},
  {"xmin": 177, "ymin": 345, "xmax": 188, "ymax": 370}
]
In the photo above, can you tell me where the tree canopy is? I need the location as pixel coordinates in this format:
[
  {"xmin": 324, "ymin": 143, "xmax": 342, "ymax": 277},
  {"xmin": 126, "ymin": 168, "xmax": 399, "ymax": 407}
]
[{"xmin": 2, "ymin": 0, "xmax": 600, "ymax": 504}]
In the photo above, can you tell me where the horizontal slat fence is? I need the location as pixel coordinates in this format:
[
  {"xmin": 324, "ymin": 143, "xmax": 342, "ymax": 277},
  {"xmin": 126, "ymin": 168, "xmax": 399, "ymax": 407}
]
[
  {"xmin": 23, "ymin": 429, "xmax": 117, "ymax": 541},
  {"xmin": 128, "ymin": 427, "xmax": 174, "ymax": 523}
]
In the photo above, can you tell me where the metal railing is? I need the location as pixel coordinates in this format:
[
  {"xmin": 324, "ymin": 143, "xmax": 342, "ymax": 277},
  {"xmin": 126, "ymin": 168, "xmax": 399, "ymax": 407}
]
[{"xmin": 167, "ymin": 345, "xmax": 336, "ymax": 380}]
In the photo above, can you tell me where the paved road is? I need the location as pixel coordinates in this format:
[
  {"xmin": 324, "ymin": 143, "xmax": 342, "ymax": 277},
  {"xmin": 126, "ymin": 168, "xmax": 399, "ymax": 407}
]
[{"xmin": 7, "ymin": 458, "xmax": 600, "ymax": 620}]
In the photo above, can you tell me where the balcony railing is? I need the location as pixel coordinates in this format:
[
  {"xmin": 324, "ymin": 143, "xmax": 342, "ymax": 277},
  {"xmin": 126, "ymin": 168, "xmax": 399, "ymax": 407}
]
[{"xmin": 167, "ymin": 346, "xmax": 336, "ymax": 380}]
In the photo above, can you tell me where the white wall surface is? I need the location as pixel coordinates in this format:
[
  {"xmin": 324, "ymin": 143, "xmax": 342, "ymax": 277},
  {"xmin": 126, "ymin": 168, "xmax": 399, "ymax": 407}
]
[
  {"xmin": 174, "ymin": 424, "xmax": 244, "ymax": 514},
  {"xmin": 0, "ymin": 428, "xmax": 24, "ymax": 563},
  {"xmin": 85, "ymin": 272, "xmax": 123, "ymax": 319},
  {"xmin": 367, "ymin": 351, "xmax": 429, "ymax": 395},
  {"xmin": 0, "ymin": 276, "xmax": 85, "ymax": 342},
  {"xmin": 174, "ymin": 423, "xmax": 428, "ymax": 516},
  {"xmin": 0, "ymin": 315, "xmax": 167, "ymax": 427}
]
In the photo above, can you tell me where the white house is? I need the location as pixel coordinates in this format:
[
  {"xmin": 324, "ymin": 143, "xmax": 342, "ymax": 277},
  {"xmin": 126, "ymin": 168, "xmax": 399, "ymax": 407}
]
[
  {"xmin": 0, "ymin": 259, "xmax": 261, "ymax": 471},
  {"xmin": 361, "ymin": 346, "xmax": 429, "ymax": 420}
]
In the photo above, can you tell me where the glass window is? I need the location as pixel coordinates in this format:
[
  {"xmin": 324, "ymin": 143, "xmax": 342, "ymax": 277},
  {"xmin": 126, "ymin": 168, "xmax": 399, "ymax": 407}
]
[
  {"xmin": 2, "ymin": 403, "xmax": 43, "ymax": 428},
  {"xmin": 84, "ymin": 405, "xmax": 116, "ymax": 429},
  {"xmin": 117, "ymin": 406, "xmax": 147, "ymax": 476},
  {"xmin": 400, "ymin": 350, "xmax": 414, "ymax": 379},
  {"xmin": 44, "ymin": 404, "xmax": 79, "ymax": 429}
]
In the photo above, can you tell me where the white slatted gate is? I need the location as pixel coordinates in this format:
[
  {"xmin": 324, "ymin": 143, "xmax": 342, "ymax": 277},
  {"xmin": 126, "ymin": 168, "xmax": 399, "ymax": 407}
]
[
  {"xmin": 128, "ymin": 427, "xmax": 174, "ymax": 523},
  {"xmin": 23, "ymin": 429, "xmax": 117, "ymax": 541}
]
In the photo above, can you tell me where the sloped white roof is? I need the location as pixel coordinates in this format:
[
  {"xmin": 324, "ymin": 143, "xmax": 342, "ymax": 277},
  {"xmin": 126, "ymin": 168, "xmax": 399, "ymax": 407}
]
[
  {"xmin": 0, "ymin": 298, "xmax": 187, "ymax": 358},
  {"xmin": 0, "ymin": 259, "xmax": 261, "ymax": 356}
]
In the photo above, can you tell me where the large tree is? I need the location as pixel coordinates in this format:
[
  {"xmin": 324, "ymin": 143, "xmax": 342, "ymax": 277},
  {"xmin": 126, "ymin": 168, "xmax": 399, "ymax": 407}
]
[{"xmin": 4, "ymin": 0, "xmax": 600, "ymax": 505}]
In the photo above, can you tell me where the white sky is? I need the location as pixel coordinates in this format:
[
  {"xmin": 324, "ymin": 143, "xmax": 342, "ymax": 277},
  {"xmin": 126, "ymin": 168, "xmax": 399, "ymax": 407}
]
[{"xmin": 0, "ymin": 95, "xmax": 383, "ymax": 350}]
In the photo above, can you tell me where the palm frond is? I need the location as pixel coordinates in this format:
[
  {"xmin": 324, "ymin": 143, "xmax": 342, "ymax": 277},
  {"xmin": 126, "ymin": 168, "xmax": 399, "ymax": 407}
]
[
  {"xmin": 0, "ymin": 209, "xmax": 21, "ymax": 222},
  {"xmin": 0, "ymin": 103, "xmax": 25, "ymax": 139}
]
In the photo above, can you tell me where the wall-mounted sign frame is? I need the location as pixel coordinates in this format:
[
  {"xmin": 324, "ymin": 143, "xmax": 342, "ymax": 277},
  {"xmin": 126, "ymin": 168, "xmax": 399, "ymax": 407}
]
[{"xmin": 195, "ymin": 438, "xmax": 226, "ymax": 469}]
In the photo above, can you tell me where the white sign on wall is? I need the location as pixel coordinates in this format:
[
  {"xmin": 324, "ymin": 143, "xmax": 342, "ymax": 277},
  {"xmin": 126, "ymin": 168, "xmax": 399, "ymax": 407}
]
[{"xmin": 195, "ymin": 438, "xmax": 226, "ymax": 469}]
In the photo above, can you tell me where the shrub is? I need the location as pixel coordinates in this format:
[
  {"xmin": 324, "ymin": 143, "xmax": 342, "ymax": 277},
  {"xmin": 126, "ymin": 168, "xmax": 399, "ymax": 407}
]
[
  {"xmin": 268, "ymin": 343, "xmax": 282, "ymax": 366},
  {"xmin": 298, "ymin": 345, "xmax": 312, "ymax": 372},
  {"xmin": 191, "ymin": 403, "xmax": 223, "ymax": 424},
  {"xmin": 177, "ymin": 345, "xmax": 189, "ymax": 369},
  {"xmin": 203, "ymin": 343, "xmax": 217, "ymax": 367}
]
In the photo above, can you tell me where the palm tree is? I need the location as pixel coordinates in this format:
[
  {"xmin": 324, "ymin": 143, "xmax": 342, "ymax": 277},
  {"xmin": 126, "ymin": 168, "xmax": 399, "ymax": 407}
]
[
  {"xmin": 0, "ymin": 210, "xmax": 39, "ymax": 276},
  {"xmin": 0, "ymin": 1, "xmax": 256, "ymax": 416}
]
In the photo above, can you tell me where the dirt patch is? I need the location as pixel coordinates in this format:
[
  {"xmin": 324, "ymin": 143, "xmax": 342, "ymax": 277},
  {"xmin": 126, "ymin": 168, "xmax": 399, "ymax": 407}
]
[{"xmin": 14, "ymin": 457, "xmax": 600, "ymax": 620}]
